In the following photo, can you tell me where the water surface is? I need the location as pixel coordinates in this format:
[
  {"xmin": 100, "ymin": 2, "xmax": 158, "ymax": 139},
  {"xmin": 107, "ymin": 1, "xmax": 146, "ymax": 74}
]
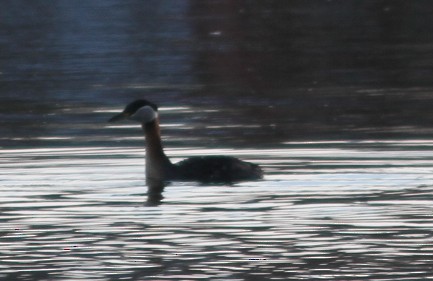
[
  {"xmin": 2, "ymin": 1, "xmax": 433, "ymax": 280},
  {"xmin": 2, "ymin": 139, "xmax": 433, "ymax": 280}
]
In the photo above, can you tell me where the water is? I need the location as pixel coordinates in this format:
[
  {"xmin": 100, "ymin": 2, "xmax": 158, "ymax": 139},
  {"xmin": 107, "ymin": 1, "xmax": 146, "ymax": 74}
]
[
  {"xmin": 2, "ymin": 140, "xmax": 433, "ymax": 280},
  {"xmin": 2, "ymin": 1, "xmax": 433, "ymax": 280}
]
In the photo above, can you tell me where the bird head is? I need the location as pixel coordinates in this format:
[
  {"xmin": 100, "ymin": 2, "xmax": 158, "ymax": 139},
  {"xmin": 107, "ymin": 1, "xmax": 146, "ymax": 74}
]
[{"xmin": 109, "ymin": 99, "xmax": 158, "ymax": 124}]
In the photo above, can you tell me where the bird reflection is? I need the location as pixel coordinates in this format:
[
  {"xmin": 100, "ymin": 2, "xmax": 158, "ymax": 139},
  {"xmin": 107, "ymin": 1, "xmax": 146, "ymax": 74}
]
[{"xmin": 145, "ymin": 178, "xmax": 165, "ymax": 206}]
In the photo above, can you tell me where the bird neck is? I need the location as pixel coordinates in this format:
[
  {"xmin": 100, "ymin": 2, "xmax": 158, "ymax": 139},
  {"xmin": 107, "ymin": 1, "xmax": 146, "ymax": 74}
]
[{"xmin": 143, "ymin": 119, "xmax": 174, "ymax": 181}]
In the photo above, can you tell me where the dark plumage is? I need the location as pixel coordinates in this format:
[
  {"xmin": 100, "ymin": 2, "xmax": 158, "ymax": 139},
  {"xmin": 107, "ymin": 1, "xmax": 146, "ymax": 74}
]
[
  {"xmin": 109, "ymin": 99, "xmax": 263, "ymax": 183},
  {"xmin": 174, "ymin": 156, "xmax": 262, "ymax": 182}
]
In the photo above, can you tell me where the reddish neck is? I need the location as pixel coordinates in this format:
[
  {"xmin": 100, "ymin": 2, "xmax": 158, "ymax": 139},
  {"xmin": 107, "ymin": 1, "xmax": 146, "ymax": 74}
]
[{"xmin": 143, "ymin": 119, "xmax": 173, "ymax": 181}]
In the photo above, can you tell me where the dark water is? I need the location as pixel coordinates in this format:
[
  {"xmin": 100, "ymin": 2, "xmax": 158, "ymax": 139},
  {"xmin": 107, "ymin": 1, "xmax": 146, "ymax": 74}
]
[{"xmin": 2, "ymin": 1, "xmax": 433, "ymax": 280}]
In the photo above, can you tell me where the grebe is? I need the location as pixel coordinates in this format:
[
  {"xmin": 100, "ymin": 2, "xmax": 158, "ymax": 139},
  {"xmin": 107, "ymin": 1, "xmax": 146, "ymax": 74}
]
[{"xmin": 109, "ymin": 99, "xmax": 263, "ymax": 183}]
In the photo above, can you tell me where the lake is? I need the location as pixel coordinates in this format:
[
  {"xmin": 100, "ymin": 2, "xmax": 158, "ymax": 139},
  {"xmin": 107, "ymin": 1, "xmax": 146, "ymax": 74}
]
[{"xmin": 2, "ymin": 1, "xmax": 433, "ymax": 280}]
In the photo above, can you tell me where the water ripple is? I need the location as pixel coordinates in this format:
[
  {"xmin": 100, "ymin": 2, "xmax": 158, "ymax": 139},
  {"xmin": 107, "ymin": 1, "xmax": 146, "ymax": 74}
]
[{"xmin": 1, "ymin": 141, "xmax": 433, "ymax": 280}]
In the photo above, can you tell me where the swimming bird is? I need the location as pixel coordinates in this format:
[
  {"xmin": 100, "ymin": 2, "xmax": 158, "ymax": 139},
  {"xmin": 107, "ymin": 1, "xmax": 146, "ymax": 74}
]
[{"xmin": 109, "ymin": 99, "xmax": 263, "ymax": 183}]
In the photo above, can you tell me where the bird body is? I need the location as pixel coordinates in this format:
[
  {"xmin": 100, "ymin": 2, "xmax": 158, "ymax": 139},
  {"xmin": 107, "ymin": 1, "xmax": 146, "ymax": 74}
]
[
  {"xmin": 109, "ymin": 100, "xmax": 263, "ymax": 183},
  {"xmin": 174, "ymin": 155, "xmax": 262, "ymax": 182}
]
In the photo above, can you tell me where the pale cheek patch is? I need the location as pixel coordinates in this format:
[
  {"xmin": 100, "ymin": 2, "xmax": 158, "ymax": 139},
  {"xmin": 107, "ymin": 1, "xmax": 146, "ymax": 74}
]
[{"xmin": 130, "ymin": 106, "xmax": 158, "ymax": 123}]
